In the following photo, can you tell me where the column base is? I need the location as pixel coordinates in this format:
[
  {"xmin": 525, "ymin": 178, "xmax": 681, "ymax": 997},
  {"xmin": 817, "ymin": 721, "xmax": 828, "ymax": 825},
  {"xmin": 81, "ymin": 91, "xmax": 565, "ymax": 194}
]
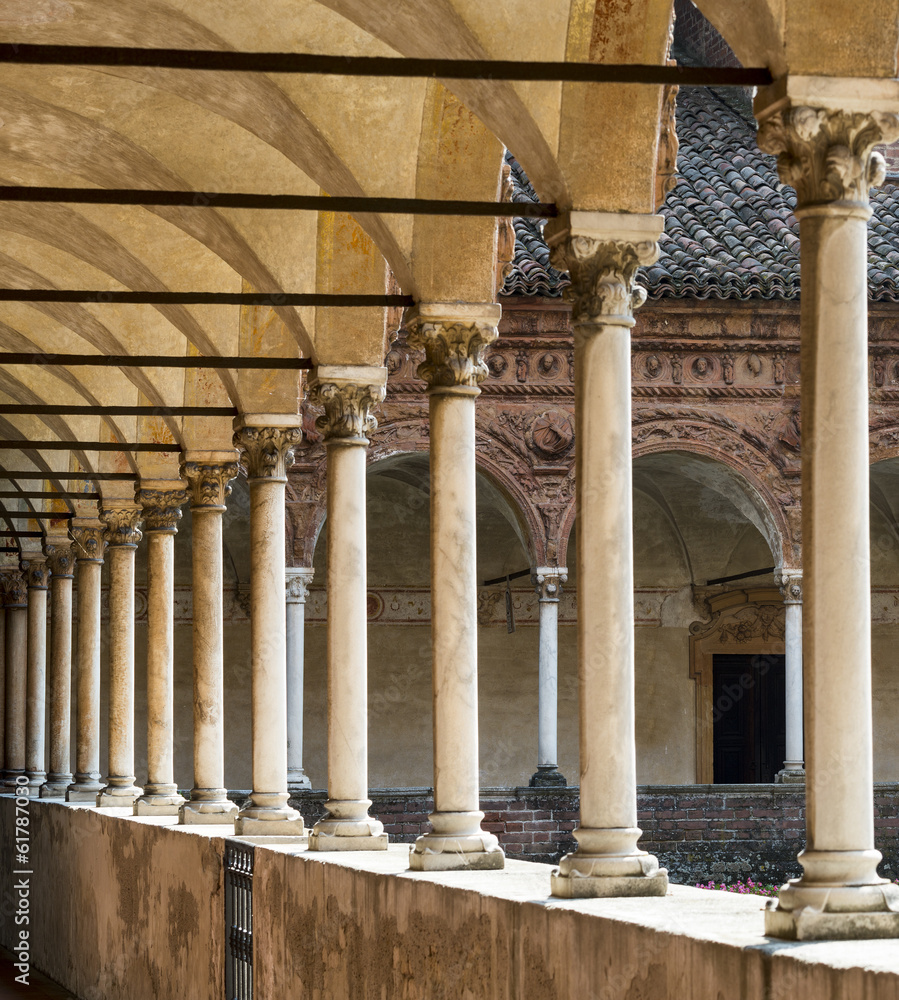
[
  {"xmin": 39, "ymin": 774, "xmax": 73, "ymax": 798},
  {"xmin": 66, "ymin": 776, "xmax": 105, "ymax": 802},
  {"xmin": 409, "ymin": 811, "xmax": 505, "ymax": 871},
  {"xmin": 234, "ymin": 794, "xmax": 306, "ymax": 837},
  {"xmin": 765, "ymin": 848, "xmax": 899, "ymax": 940},
  {"xmin": 179, "ymin": 794, "xmax": 238, "ymax": 825},
  {"xmin": 551, "ymin": 826, "xmax": 668, "ymax": 898},
  {"xmin": 134, "ymin": 786, "xmax": 187, "ymax": 816},
  {"xmin": 308, "ymin": 799, "xmax": 388, "ymax": 851},
  {"xmin": 97, "ymin": 783, "xmax": 143, "ymax": 808},
  {"xmin": 529, "ymin": 766, "xmax": 568, "ymax": 788},
  {"xmin": 2, "ymin": 772, "xmax": 25, "ymax": 790},
  {"xmin": 775, "ymin": 767, "xmax": 806, "ymax": 784},
  {"xmin": 24, "ymin": 773, "xmax": 46, "ymax": 797},
  {"xmin": 287, "ymin": 770, "xmax": 312, "ymax": 793}
]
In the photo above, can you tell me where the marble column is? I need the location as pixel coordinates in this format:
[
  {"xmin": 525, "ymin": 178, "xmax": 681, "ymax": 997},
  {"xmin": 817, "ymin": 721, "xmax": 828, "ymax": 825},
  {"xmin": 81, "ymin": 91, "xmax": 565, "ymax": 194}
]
[
  {"xmin": 233, "ymin": 420, "xmax": 305, "ymax": 836},
  {"xmin": 178, "ymin": 461, "xmax": 239, "ymax": 824},
  {"xmin": 530, "ymin": 567, "xmax": 568, "ymax": 788},
  {"xmin": 406, "ymin": 304, "xmax": 504, "ymax": 871},
  {"xmin": 1, "ymin": 570, "xmax": 27, "ymax": 787},
  {"xmin": 40, "ymin": 542, "xmax": 75, "ymax": 797},
  {"xmin": 66, "ymin": 525, "xmax": 106, "ymax": 801},
  {"xmin": 308, "ymin": 368, "xmax": 388, "ymax": 851},
  {"xmin": 757, "ymin": 86, "xmax": 899, "ymax": 939},
  {"xmin": 97, "ymin": 505, "xmax": 143, "ymax": 807},
  {"xmin": 286, "ymin": 566, "xmax": 314, "ymax": 794},
  {"xmin": 22, "ymin": 554, "xmax": 49, "ymax": 797},
  {"xmin": 546, "ymin": 213, "xmax": 667, "ymax": 898},
  {"xmin": 133, "ymin": 487, "xmax": 188, "ymax": 816},
  {"xmin": 776, "ymin": 570, "xmax": 805, "ymax": 784}
]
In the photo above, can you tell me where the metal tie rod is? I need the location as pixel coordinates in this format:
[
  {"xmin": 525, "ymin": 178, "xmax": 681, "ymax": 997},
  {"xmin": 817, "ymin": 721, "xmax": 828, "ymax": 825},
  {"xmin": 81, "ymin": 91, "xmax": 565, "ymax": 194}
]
[
  {"xmin": 0, "ymin": 290, "xmax": 412, "ymax": 307},
  {"xmin": 4, "ymin": 512, "xmax": 74, "ymax": 519},
  {"xmin": 0, "ymin": 45, "xmax": 773, "ymax": 87},
  {"xmin": 0, "ymin": 186, "xmax": 556, "ymax": 218},
  {"xmin": 0, "ymin": 405, "xmax": 238, "ymax": 416},
  {"xmin": 0, "ymin": 531, "xmax": 43, "ymax": 538},
  {"xmin": 0, "ymin": 491, "xmax": 97, "ymax": 500},
  {"xmin": 9, "ymin": 472, "xmax": 138, "ymax": 481},
  {"xmin": 0, "ymin": 352, "xmax": 312, "ymax": 370},
  {"xmin": 0, "ymin": 441, "xmax": 179, "ymax": 452}
]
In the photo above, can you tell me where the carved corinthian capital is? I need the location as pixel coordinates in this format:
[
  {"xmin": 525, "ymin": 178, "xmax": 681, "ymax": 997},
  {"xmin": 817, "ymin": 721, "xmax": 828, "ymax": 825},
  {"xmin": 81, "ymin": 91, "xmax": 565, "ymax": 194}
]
[
  {"xmin": 21, "ymin": 554, "xmax": 50, "ymax": 590},
  {"xmin": 405, "ymin": 306, "xmax": 500, "ymax": 390},
  {"xmin": 233, "ymin": 425, "xmax": 302, "ymax": 481},
  {"xmin": 286, "ymin": 567, "xmax": 314, "ymax": 603},
  {"xmin": 181, "ymin": 461, "xmax": 238, "ymax": 511},
  {"xmin": 0, "ymin": 568, "xmax": 27, "ymax": 607},
  {"xmin": 137, "ymin": 487, "xmax": 189, "ymax": 531},
  {"xmin": 307, "ymin": 367, "xmax": 386, "ymax": 442},
  {"xmin": 70, "ymin": 525, "xmax": 106, "ymax": 563},
  {"xmin": 100, "ymin": 506, "xmax": 143, "ymax": 547},
  {"xmin": 757, "ymin": 106, "xmax": 899, "ymax": 209},
  {"xmin": 44, "ymin": 543, "xmax": 75, "ymax": 579}
]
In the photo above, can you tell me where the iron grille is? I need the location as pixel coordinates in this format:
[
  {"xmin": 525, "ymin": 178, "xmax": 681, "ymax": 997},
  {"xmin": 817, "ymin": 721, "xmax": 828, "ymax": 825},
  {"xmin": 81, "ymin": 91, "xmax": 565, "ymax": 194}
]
[{"xmin": 225, "ymin": 840, "xmax": 254, "ymax": 1000}]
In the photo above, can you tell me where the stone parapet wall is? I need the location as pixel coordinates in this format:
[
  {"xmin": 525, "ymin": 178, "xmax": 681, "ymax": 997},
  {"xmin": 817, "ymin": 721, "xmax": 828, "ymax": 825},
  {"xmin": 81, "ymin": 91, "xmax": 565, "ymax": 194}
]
[{"xmin": 289, "ymin": 784, "xmax": 899, "ymax": 885}]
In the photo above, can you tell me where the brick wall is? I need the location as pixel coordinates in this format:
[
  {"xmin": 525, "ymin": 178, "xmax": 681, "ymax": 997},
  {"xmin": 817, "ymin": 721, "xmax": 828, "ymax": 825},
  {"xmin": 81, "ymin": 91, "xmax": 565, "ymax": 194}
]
[
  {"xmin": 287, "ymin": 784, "xmax": 899, "ymax": 886},
  {"xmin": 673, "ymin": 0, "xmax": 740, "ymax": 69}
]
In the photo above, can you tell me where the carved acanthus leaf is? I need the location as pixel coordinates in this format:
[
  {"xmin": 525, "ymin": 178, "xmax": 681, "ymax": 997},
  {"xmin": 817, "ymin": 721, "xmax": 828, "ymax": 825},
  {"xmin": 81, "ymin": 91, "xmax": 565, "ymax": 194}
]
[
  {"xmin": 21, "ymin": 555, "xmax": 50, "ymax": 589},
  {"xmin": 549, "ymin": 238, "xmax": 658, "ymax": 325},
  {"xmin": 181, "ymin": 462, "xmax": 238, "ymax": 510},
  {"xmin": 0, "ymin": 568, "xmax": 27, "ymax": 606},
  {"xmin": 233, "ymin": 426, "xmax": 302, "ymax": 480},
  {"xmin": 308, "ymin": 381, "xmax": 385, "ymax": 442},
  {"xmin": 70, "ymin": 526, "xmax": 106, "ymax": 562},
  {"xmin": 100, "ymin": 506, "xmax": 143, "ymax": 546},
  {"xmin": 138, "ymin": 487, "xmax": 189, "ymax": 530},
  {"xmin": 286, "ymin": 569, "xmax": 314, "ymax": 603},
  {"xmin": 45, "ymin": 543, "xmax": 75, "ymax": 578},
  {"xmin": 405, "ymin": 320, "xmax": 499, "ymax": 389},
  {"xmin": 757, "ymin": 106, "xmax": 899, "ymax": 208}
]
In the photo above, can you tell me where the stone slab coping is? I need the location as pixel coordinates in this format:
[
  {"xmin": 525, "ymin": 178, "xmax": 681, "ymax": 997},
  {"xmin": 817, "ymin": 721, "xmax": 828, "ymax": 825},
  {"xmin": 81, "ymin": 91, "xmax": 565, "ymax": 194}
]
[{"xmin": 19, "ymin": 798, "xmax": 899, "ymax": 979}]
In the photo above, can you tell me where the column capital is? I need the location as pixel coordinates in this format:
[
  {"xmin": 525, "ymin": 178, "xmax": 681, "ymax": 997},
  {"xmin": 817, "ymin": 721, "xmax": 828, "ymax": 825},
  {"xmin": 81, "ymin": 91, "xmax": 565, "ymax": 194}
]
[
  {"xmin": 286, "ymin": 566, "xmax": 314, "ymax": 603},
  {"xmin": 44, "ymin": 541, "xmax": 75, "ymax": 579},
  {"xmin": 307, "ymin": 365, "xmax": 387, "ymax": 443},
  {"xmin": 233, "ymin": 418, "xmax": 302, "ymax": 482},
  {"xmin": 0, "ymin": 567, "xmax": 27, "ymax": 607},
  {"xmin": 180, "ymin": 459, "xmax": 238, "ymax": 511},
  {"xmin": 405, "ymin": 302, "xmax": 501, "ymax": 391},
  {"xmin": 137, "ymin": 484, "xmax": 189, "ymax": 531},
  {"xmin": 755, "ymin": 80, "xmax": 899, "ymax": 209},
  {"xmin": 776, "ymin": 569, "xmax": 803, "ymax": 604},
  {"xmin": 100, "ymin": 504, "xmax": 143, "ymax": 547},
  {"xmin": 545, "ymin": 212, "xmax": 662, "ymax": 327},
  {"xmin": 20, "ymin": 553, "xmax": 50, "ymax": 590},
  {"xmin": 70, "ymin": 523, "xmax": 106, "ymax": 563},
  {"xmin": 533, "ymin": 566, "xmax": 568, "ymax": 602}
]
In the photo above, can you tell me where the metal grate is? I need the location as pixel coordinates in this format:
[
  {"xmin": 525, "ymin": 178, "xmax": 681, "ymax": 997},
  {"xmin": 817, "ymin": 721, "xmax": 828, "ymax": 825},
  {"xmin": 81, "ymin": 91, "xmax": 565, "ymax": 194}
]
[{"xmin": 225, "ymin": 840, "xmax": 254, "ymax": 1000}]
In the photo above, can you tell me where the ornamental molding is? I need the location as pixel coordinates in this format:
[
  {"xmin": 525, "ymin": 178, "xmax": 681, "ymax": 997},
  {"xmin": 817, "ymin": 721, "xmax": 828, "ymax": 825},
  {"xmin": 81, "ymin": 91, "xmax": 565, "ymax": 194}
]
[
  {"xmin": 138, "ymin": 487, "xmax": 189, "ymax": 530},
  {"xmin": 0, "ymin": 568, "xmax": 27, "ymax": 607},
  {"xmin": 233, "ymin": 426, "xmax": 302, "ymax": 481},
  {"xmin": 70, "ymin": 525, "xmax": 106, "ymax": 563},
  {"xmin": 100, "ymin": 506, "xmax": 142, "ymax": 547},
  {"xmin": 405, "ymin": 319, "xmax": 499, "ymax": 390},
  {"xmin": 548, "ymin": 237, "xmax": 658, "ymax": 326},
  {"xmin": 756, "ymin": 106, "xmax": 899, "ymax": 208},
  {"xmin": 21, "ymin": 555, "xmax": 50, "ymax": 590},
  {"xmin": 308, "ymin": 380, "xmax": 385, "ymax": 442},
  {"xmin": 689, "ymin": 599, "xmax": 786, "ymax": 643},
  {"xmin": 44, "ymin": 543, "xmax": 75, "ymax": 579},
  {"xmin": 180, "ymin": 462, "xmax": 238, "ymax": 511}
]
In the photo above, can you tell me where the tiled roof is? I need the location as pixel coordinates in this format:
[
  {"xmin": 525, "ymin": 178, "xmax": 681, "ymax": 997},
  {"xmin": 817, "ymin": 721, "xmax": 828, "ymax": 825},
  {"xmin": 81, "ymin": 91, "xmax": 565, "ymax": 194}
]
[{"xmin": 504, "ymin": 86, "xmax": 899, "ymax": 302}]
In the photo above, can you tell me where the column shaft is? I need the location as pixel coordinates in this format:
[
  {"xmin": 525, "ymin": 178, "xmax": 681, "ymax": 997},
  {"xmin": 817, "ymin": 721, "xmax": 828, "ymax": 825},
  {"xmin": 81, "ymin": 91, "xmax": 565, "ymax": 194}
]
[
  {"xmin": 3, "ymin": 582, "xmax": 27, "ymax": 786},
  {"xmin": 42, "ymin": 544, "xmax": 74, "ymax": 797},
  {"xmin": 234, "ymin": 424, "xmax": 304, "ymax": 836},
  {"xmin": 67, "ymin": 528, "xmax": 105, "ymax": 801},
  {"xmin": 777, "ymin": 573, "xmax": 804, "ymax": 782},
  {"xmin": 23, "ymin": 557, "xmax": 49, "ymax": 796},
  {"xmin": 531, "ymin": 568, "xmax": 567, "ymax": 787},
  {"xmin": 286, "ymin": 568, "xmax": 313, "ymax": 792}
]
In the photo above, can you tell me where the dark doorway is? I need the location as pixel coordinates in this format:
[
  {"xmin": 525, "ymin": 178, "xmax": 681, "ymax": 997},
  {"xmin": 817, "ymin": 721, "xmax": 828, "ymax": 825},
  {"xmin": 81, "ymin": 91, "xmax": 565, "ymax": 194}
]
[{"xmin": 712, "ymin": 653, "xmax": 786, "ymax": 783}]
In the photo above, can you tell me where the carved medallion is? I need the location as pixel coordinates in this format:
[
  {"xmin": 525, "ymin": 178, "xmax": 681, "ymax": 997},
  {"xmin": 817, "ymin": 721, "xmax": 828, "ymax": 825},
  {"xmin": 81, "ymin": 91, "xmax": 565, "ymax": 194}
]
[{"xmin": 528, "ymin": 409, "xmax": 574, "ymax": 458}]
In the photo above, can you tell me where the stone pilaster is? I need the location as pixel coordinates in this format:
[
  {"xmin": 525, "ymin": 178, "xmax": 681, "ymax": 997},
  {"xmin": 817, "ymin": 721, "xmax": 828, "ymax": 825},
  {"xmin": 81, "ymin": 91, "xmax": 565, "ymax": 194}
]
[
  {"xmin": 546, "ymin": 213, "xmax": 667, "ymax": 898},
  {"xmin": 178, "ymin": 459, "xmax": 239, "ymax": 825},
  {"xmin": 1, "ymin": 568, "xmax": 27, "ymax": 787},
  {"xmin": 40, "ymin": 542, "xmax": 75, "ymax": 797},
  {"xmin": 21, "ymin": 554, "xmax": 49, "ymax": 796},
  {"xmin": 530, "ymin": 567, "xmax": 568, "ymax": 788},
  {"xmin": 97, "ymin": 504, "xmax": 143, "ymax": 807},
  {"xmin": 308, "ymin": 368, "xmax": 387, "ymax": 851},
  {"xmin": 66, "ymin": 525, "xmax": 105, "ymax": 801},
  {"xmin": 756, "ymin": 82, "xmax": 899, "ymax": 939},
  {"xmin": 233, "ymin": 420, "xmax": 305, "ymax": 836},
  {"xmin": 285, "ymin": 567, "xmax": 314, "ymax": 793},
  {"xmin": 406, "ymin": 304, "xmax": 504, "ymax": 872},
  {"xmin": 135, "ymin": 487, "xmax": 188, "ymax": 816}
]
